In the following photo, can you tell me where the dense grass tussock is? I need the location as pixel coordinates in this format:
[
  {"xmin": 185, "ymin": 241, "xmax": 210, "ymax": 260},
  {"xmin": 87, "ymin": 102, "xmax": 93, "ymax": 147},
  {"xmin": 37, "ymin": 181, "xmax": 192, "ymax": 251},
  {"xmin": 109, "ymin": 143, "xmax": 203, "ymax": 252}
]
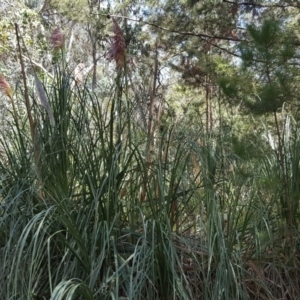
[{"xmin": 0, "ymin": 39, "xmax": 300, "ymax": 299}]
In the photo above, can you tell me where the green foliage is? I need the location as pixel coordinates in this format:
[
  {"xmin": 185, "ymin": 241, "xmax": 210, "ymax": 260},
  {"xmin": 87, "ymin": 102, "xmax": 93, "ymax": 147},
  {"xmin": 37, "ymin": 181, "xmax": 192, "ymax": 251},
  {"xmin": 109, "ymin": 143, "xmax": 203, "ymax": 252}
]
[
  {"xmin": 49, "ymin": 0, "xmax": 89, "ymax": 21},
  {"xmin": 0, "ymin": 1, "xmax": 300, "ymax": 299},
  {"xmin": 238, "ymin": 19, "xmax": 297, "ymax": 114}
]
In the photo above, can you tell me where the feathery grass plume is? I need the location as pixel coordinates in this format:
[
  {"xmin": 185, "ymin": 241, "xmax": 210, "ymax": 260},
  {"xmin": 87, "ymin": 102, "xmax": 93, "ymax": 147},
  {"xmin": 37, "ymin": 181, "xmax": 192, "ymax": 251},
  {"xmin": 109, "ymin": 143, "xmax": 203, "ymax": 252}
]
[
  {"xmin": 0, "ymin": 74, "xmax": 13, "ymax": 99},
  {"xmin": 107, "ymin": 18, "xmax": 126, "ymax": 68},
  {"xmin": 50, "ymin": 26, "xmax": 65, "ymax": 50},
  {"xmin": 74, "ymin": 63, "xmax": 85, "ymax": 85},
  {"xmin": 0, "ymin": 74, "xmax": 18, "ymax": 121},
  {"xmin": 34, "ymin": 74, "xmax": 55, "ymax": 126}
]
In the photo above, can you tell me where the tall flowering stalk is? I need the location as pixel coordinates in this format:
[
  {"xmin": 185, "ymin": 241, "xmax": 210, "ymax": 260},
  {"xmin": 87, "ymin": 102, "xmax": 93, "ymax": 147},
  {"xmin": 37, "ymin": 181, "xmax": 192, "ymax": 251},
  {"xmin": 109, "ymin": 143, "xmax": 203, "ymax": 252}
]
[
  {"xmin": 107, "ymin": 18, "xmax": 126, "ymax": 68},
  {"xmin": 50, "ymin": 26, "xmax": 65, "ymax": 51},
  {"xmin": 0, "ymin": 74, "xmax": 18, "ymax": 121},
  {"xmin": 0, "ymin": 75, "xmax": 13, "ymax": 99},
  {"xmin": 50, "ymin": 26, "xmax": 66, "ymax": 70},
  {"xmin": 107, "ymin": 18, "xmax": 129, "ymax": 172},
  {"xmin": 15, "ymin": 23, "xmax": 42, "ymax": 191}
]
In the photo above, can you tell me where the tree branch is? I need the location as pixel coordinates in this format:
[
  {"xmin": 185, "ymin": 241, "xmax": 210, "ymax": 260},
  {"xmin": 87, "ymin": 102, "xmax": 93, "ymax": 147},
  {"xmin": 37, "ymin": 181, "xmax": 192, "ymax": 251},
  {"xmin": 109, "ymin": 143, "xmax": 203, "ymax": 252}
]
[
  {"xmin": 103, "ymin": 14, "xmax": 244, "ymax": 43},
  {"xmin": 22, "ymin": 55, "xmax": 54, "ymax": 79},
  {"xmin": 223, "ymin": 0, "xmax": 300, "ymax": 9}
]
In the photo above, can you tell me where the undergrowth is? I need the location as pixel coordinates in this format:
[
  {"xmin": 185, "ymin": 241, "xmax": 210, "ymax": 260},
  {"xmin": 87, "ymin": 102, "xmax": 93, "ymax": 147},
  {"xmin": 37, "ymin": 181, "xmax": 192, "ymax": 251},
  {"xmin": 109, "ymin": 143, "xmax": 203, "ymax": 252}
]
[{"xmin": 0, "ymin": 24, "xmax": 299, "ymax": 300}]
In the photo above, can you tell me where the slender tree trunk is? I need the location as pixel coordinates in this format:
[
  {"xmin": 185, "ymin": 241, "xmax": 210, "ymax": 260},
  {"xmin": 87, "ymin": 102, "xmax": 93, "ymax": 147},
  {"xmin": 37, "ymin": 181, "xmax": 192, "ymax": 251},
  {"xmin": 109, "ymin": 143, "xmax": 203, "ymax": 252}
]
[
  {"xmin": 274, "ymin": 110, "xmax": 294, "ymax": 234},
  {"xmin": 141, "ymin": 40, "xmax": 159, "ymax": 201},
  {"xmin": 205, "ymin": 78, "xmax": 212, "ymax": 134},
  {"xmin": 92, "ymin": 41, "xmax": 97, "ymax": 91}
]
